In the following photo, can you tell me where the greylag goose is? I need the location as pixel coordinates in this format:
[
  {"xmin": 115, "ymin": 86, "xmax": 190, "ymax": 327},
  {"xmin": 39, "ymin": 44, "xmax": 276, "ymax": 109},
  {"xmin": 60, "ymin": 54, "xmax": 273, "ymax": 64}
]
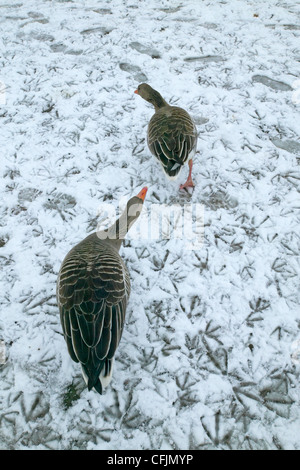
[
  {"xmin": 57, "ymin": 187, "xmax": 148, "ymax": 395},
  {"xmin": 135, "ymin": 83, "xmax": 197, "ymax": 190}
]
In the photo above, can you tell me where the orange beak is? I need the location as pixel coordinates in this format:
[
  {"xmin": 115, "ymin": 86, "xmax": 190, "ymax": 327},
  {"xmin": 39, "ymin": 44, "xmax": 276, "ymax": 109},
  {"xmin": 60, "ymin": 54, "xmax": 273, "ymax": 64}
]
[
  {"xmin": 134, "ymin": 89, "xmax": 139, "ymax": 94},
  {"xmin": 136, "ymin": 186, "xmax": 148, "ymax": 201}
]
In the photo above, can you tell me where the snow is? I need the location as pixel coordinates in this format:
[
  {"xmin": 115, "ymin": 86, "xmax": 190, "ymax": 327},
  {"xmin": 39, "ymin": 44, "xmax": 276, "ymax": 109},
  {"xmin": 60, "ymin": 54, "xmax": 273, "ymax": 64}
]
[{"xmin": 0, "ymin": 0, "xmax": 300, "ymax": 450}]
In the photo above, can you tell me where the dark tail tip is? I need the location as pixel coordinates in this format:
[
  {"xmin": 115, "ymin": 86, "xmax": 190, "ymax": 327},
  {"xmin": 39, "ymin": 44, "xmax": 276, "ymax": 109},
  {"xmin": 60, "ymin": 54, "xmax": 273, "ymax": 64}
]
[
  {"xmin": 165, "ymin": 161, "xmax": 183, "ymax": 178},
  {"xmin": 83, "ymin": 362, "xmax": 104, "ymax": 395},
  {"xmin": 93, "ymin": 380, "xmax": 103, "ymax": 395},
  {"xmin": 88, "ymin": 377, "xmax": 103, "ymax": 395}
]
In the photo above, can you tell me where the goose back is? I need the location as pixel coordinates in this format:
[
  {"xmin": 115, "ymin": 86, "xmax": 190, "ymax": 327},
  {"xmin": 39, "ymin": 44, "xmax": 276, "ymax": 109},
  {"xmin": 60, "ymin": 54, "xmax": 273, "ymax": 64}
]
[
  {"xmin": 147, "ymin": 106, "xmax": 197, "ymax": 179},
  {"xmin": 57, "ymin": 233, "xmax": 130, "ymax": 394}
]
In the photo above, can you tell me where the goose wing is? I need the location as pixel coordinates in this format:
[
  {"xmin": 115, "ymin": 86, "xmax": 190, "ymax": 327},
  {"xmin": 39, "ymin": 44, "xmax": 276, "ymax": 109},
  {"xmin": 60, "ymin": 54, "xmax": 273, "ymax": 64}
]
[
  {"xmin": 57, "ymin": 242, "xmax": 130, "ymax": 393},
  {"xmin": 147, "ymin": 106, "xmax": 197, "ymax": 177}
]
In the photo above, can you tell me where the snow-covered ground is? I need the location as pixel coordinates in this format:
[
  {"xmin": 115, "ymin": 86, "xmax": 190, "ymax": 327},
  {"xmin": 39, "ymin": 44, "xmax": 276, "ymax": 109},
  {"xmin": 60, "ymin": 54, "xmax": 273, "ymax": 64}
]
[{"xmin": 0, "ymin": 0, "xmax": 300, "ymax": 450}]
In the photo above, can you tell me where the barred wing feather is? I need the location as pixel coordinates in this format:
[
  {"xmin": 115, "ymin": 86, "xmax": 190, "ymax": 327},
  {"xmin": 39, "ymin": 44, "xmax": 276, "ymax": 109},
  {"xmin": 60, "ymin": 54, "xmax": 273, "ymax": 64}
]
[
  {"xmin": 147, "ymin": 107, "xmax": 197, "ymax": 178},
  {"xmin": 57, "ymin": 240, "xmax": 130, "ymax": 394}
]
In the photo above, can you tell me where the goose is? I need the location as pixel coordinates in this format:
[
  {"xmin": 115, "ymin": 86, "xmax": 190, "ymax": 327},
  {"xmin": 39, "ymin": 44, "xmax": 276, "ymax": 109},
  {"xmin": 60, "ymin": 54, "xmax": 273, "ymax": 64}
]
[
  {"xmin": 135, "ymin": 83, "xmax": 197, "ymax": 190},
  {"xmin": 57, "ymin": 187, "xmax": 148, "ymax": 394}
]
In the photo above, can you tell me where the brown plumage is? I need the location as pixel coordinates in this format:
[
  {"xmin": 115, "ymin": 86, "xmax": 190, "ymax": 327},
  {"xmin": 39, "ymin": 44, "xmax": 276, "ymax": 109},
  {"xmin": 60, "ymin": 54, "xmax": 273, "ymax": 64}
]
[
  {"xmin": 135, "ymin": 83, "xmax": 197, "ymax": 189},
  {"xmin": 57, "ymin": 187, "xmax": 148, "ymax": 394}
]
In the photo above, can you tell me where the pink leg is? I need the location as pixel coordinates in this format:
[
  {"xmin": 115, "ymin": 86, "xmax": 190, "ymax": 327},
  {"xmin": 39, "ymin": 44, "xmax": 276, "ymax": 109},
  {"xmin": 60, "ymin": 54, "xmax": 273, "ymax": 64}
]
[{"xmin": 180, "ymin": 160, "xmax": 195, "ymax": 190}]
